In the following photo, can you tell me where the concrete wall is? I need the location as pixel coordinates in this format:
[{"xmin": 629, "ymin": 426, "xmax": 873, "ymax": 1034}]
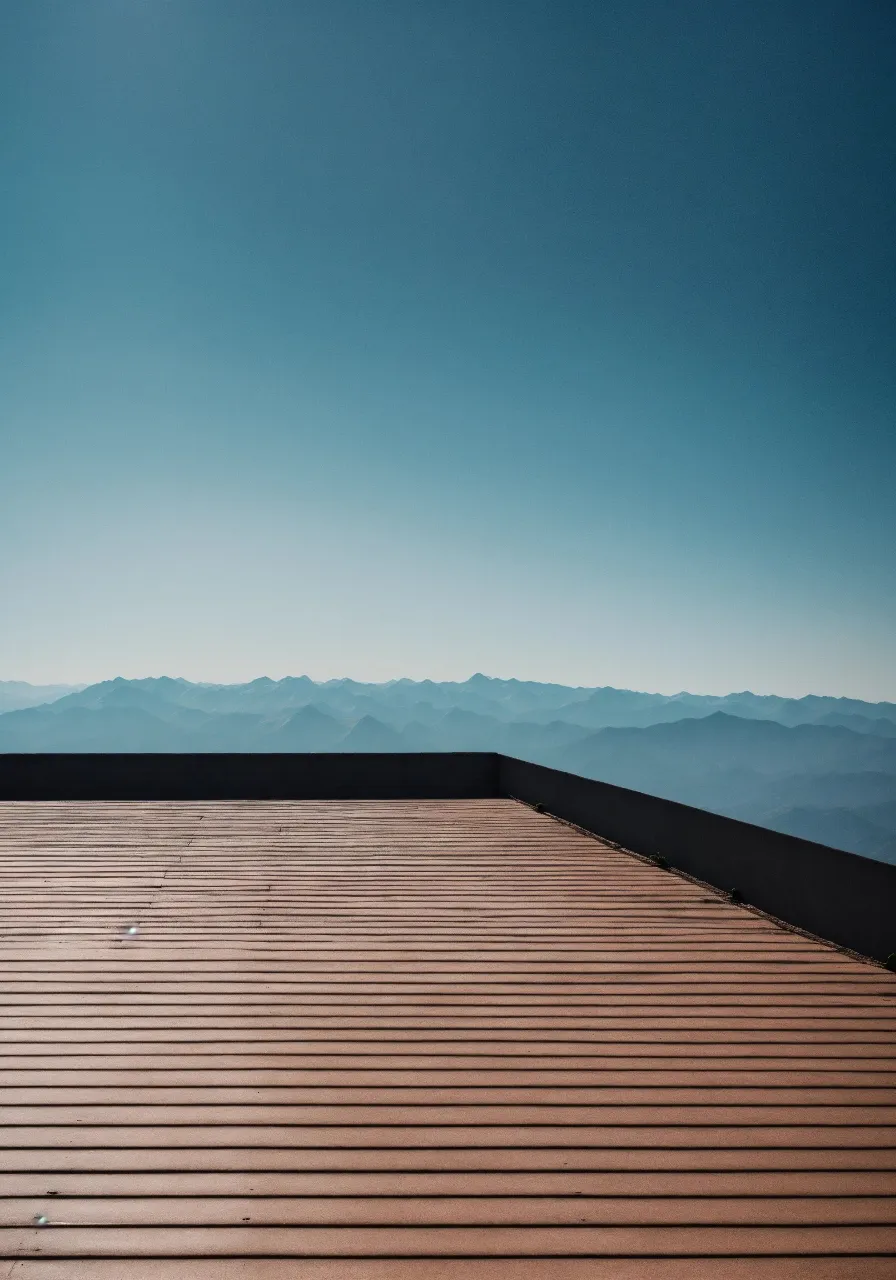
[
  {"xmin": 0, "ymin": 752, "xmax": 500, "ymax": 801},
  {"xmin": 500, "ymin": 755, "xmax": 896, "ymax": 965}
]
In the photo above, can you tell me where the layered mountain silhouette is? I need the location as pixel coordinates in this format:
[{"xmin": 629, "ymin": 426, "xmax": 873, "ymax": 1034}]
[
  {"xmin": 2, "ymin": 674, "xmax": 895, "ymax": 863},
  {"xmin": 268, "ymin": 704, "xmax": 345, "ymax": 751},
  {"xmin": 0, "ymin": 681, "xmax": 83, "ymax": 713}
]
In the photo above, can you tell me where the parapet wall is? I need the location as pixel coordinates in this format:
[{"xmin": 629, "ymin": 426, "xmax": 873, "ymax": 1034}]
[
  {"xmin": 0, "ymin": 751, "xmax": 499, "ymax": 801},
  {"xmin": 500, "ymin": 755, "xmax": 896, "ymax": 967}
]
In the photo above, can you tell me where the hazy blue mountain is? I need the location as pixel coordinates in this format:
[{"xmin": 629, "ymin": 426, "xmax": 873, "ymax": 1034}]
[
  {"xmin": 434, "ymin": 708, "xmax": 505, "ymax": 751},
  {"xmin": 0, "ymin": 704, "xmax": 180, "ymax": 752},
  {"xmin": 729, "ymin": 771, "xmax": 896, "ymax": 815},
  {"xmin": 339, "ymin": 716, "xmax": 406, "ymax": 752},
  {"xmin": 553, "ymin": 686, "xmax": 690, "ymax": 729},
  {"xmin": 49, "ymin": 677, "xmax": 196, "ymax": 716},
  {"xmin": 552, "ymin": 687, "xmax": 896, "ymax": 731},
  {"xmin": 399, "ymin": 720, "xmax": 440, "ymax": 751},
  {"xmin": 813, "ymin": 713, "xmax": 896, "ymax": 736},
  {"xmin": 860, "ymin": 800, "xmax": 896, "ymax": 836},
  {"xmin": 185, "ymin": 713, "xmax": 269, "ymax": 752},
  {"xmin": 500, "ymin": 717, "xmax": 592, "ymax": 757},
  {"xmin": 0, "ymin": 682, "xmax": 82, "ymax": 712},
  {"xmin": 560, "ymin": 713, "xmax": 896, "ymax": 782},
  {"xmin": 766, "ymin": 808, "xmax": 896, "ymax": 865},
  {"xmin": 20, "ymin": 675, "xmax": 896, "ymax": 731},
  {"xmin": 267, "ymin": 704, "xmax": 345, "ymax": 751}
]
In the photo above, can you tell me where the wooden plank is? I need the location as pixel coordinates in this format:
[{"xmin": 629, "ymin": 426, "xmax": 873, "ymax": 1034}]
[
  {"xmin": 4, "ymin": 1194, "xmax": 896, "ymax": 1226},
  {"xmin": 4, "ymin": 1146, "xmax": 896, "ymax": 1173},
  {"xmin": 4, "ymin": 1170, "xmax": 896, "ymax": 1197},
  {"xmin": 3, "ymin": 1222, "xmax": 896, "ymax": 1255},
  {"xmin": 4, "ymin": 1258, "xmax": 896, "ymax": 1279}
]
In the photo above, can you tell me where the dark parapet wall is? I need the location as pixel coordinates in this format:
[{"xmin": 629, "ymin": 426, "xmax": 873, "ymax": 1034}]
[
  {"xmin": 0, "ymin": 752, "xmax": 500, "ymax": 801},
  {"xmin": 500, "ymin": 754, "xmax": 896, "ymax": 965}
]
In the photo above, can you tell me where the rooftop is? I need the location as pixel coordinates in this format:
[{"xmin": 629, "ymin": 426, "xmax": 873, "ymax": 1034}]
[{"xmin": 0, "ymin": 758, "xmax": 895, "ymax": 1277}]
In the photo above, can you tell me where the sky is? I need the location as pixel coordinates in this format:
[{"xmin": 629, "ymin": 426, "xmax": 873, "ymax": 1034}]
[{"xmin": 1, "ymin": 0, "xmax": 895, "ymax": 699}]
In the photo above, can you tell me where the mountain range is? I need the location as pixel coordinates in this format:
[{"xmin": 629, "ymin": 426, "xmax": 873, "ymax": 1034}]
[{"xmin": 2, "ymin": 674, "xmax": 895, "ymax": 864}]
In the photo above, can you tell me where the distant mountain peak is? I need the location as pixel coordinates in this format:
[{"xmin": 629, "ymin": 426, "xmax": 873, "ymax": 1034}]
[
  {"xmin": 341, "ymin": 715, "xmax": 404, "ymax": 751},
  {"xmin": 287, "ymin": 703, "xmax": 340, "ymax": 725}
]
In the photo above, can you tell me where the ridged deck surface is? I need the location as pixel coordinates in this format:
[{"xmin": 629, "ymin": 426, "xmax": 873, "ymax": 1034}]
[{"xmin": 0, "ymin": 798, "xmax": 894, "ymax": 1279}]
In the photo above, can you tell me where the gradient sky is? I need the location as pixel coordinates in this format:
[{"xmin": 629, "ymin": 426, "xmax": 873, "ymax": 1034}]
[{"xmin": 2, "ymin": 0, "xmax": 894, "ymax": 697}]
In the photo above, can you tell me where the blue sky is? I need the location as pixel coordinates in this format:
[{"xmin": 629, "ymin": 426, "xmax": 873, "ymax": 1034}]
[{"xmin": 2, "ymin": 0, "xmax": 894, "ymax": 697}]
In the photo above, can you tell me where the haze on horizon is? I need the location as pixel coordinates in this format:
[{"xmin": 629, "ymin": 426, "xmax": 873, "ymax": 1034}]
[
  {"xmin": 2, "ymin": 667, "xmax": 894, "ymax": 709},
  {"xmin": 2, "ymin": 1, "xmax": 894, "ymax": 700}
]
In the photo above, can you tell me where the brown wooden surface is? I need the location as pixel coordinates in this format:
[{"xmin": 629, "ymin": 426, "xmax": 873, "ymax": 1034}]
[{"xmin": 1, "ymin": 798, "xmax": 894, "ymax": 1278}]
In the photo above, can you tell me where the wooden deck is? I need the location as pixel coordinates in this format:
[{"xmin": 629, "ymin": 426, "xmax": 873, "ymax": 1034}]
[{"xmin": 0, "ymin": 798, "xmax": 894, "ymax": 1278}]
